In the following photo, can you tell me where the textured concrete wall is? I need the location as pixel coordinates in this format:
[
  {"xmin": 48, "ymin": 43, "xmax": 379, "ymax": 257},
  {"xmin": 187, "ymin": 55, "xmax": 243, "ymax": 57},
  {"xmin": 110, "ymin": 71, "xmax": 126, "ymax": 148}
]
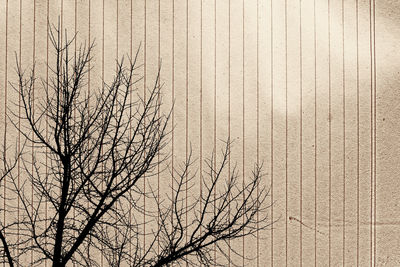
[{"xmin": 0, "ymin": 0, "xmax": 398, "ymax": 266}]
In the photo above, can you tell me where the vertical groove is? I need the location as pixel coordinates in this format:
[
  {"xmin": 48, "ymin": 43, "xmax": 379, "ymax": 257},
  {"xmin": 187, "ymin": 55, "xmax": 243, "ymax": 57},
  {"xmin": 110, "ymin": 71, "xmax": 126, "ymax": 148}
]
[
  {"xmin": 185, "ymin": 0, "xmax": 189, "ymax": 263},
  {"xmin": 117, "ymin": 0, "xmax": 119, "ymax": 85},
  {"xmin": 356, "ymin": 0, "xmax": 360, "ymax": 266},
  {"xmin": 3, "ymin": 0, "xmax": 8, "ymax": 168},
  {"xmin": 75, "ymin": 4, "xmax": 77, "ymax": 76},
  {"xmin": 199, "ymin": 0, "xmax": 203, "ymax": 238},
  {"xmin": 285, "ymin": 0, "xmax": 288, "ymax": 265},
  {"xmin": 87, "ymin": 0, "xmax": 91, "ymax": 225},
  {"xmin": 87, "ymin": 0, "xmax": 91, "ymax": 238},
  {"xmin": 143, "ymin": 0, "xmax": 146, "ymax": 252},
  {"xmin": 101, "ymin": 0, "xmax": 104, "ymax": 265},
  {"xmin": 17, "ymin": 0, "xmax": 22, "ymax": 262},
  {"xmin": 227, "ymin": 0, "xmax": 231, "ymax": 264},
  {"xmin": 270, "ymin": 0, "xmax": 274, "ymax": 265},
  {"xmin": 171, "ymin": 0, "xmax": 175, "ymax": 228},
  {"xmin": 73, "ymin": 2, "xmax": 77, "ymax": 265},
  {"xmin": 157, "ymin": 0, "xmax": 161, "ymax": 256},
  {"xmin": 242, "ymin": 0, "xmax": 246, "ymax": 265},
  {"xmin": 256, "ymin": 0, "xmax": 260, "ymax": 266},
  {"xmin": 2, "ymin": 1, "xmax": 9, "ymax": 261},
  {"xmin": 213, "ymin": 0, "xmax": 217, "ymax": 263},
  {"xmin": 342, "ymin": 0, "xmax": 346, "ymax": 265},
  {"xmin": 61, "ymin": 1, "xmax": 63, "ymax": 30},
  {"xmin": 372, "ymin": 0, "xmax": 377, "ymax": 265},
  {"xmin": 129, "ymin": 0, "xmax": 133, "ymax": 259},
  {"xmin": 116, "ymin": 0, "xmax": 120, "ymax": 255},
  {"xmin": 299, "ymin": 0, "xmax": 303, "ymax": 265},
  {"xmin": 88, "ymin": 0, "xmax": 91, "ymax": 101},
  {"xmin": 314, "ymin": 0, "xmax": 317, "ymax": 265},
  {"xmin": 117, "ymin": 0, "xmax": 119, "ymax": 63},
  {"xmin": 60, "ymin": 0, "xmax": 63, "ymax": 54},
  {"xmin": 369, "ymin": 0, "xmax": 373, "ymax": 265},
  {"xmin": 31, "ymin": 1, "xmax": 36, "ymax": 264},
  {"xmin": 328, "ymin": 0, "xmax": 332, "ymax": 265},
  {"xmin": 45, "ymin": 1, "xmax": 49, "ymax": 265}
]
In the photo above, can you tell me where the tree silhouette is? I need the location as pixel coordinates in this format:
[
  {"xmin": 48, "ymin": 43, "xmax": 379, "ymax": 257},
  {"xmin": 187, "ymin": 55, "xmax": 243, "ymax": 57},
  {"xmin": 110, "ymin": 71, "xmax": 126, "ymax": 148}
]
[{"xmin": 0, "ymin": 25, "xmax": 270, "ymax": 267}]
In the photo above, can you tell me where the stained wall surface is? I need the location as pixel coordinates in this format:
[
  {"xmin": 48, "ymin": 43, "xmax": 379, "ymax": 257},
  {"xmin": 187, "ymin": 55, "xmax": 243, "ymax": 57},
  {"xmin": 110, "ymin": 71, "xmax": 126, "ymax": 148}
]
[{"xmin": 0, "ymin": 0, "xmax": 399, "ymax": 266}]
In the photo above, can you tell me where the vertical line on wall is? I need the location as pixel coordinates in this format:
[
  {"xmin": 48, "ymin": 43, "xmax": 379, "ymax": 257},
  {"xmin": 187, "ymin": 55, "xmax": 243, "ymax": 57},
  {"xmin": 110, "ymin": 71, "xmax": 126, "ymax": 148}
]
[
  {"xmin": 270, "ymin": 0, "xmax": 274, "ymax": 265},
  {"xmin": 101, "ymin": 0, "xmax": 104, "ymax": 265},
  {"xmin": 87, "ymin": 0, "xmax": 93, "ymax": 264},
  {"xmin": 213, "ymin": 0, "xmax": 217, "ymax": 263},
  {"xmin": 185, "ymin": 0, "xmax": 189, "ymax": 261},
  {"xmin": 342, "ymin": 0, "xmax": 346, "ymax": 265},
  {"xmin": 157, "ymin": 0, "xmax": 161, "ymax": 255},
  {"xmin": 3, "ymin": 5, "xmax": 8, "ymax": 219},
  {"xmin": 372, "ymin": 0, "xmax": 377, "ymax": 264},
  {"xmin": 199, "ymin": 0, "xmax": 203, "ymax": 238},
  {"xmin": 129, "ymin": 0, "xmax": 133, "ymax": 259},
  {"xmin": 61, "ymin": 0, "xmax": 63, "ymax": 50},
  {"xmin": 17, "ymin": 0, "xmax": 22, "ymax": 261},
  {"xmin": 172, "ymin": 0, "xmax": 175, "ymax": 229},
  {"xmin": 45, "ymin": 1, "xmax": 49, "ymax": 265},
  {"xmin": 102, "ymin": 0, "xmax": 104, "ymax": 109},
  {"xmin": 1, "ymin": 0, "xmax": 8, "ymax": 260},
  {"xmin": 31, "ymin": 0, "xmax": 36, "ymax": 264},
  {"xmin": 355, "ymin": 0, "xmax": 360, "ymax": 265},
  {"xmin": 227, "ymin": 0, "xmax": 231, "ymax": 264},
  {"xmin": 73, "ymin": 3, "xmax": 77, "ymax": 265},
  {"xmin": 285, "ymin": 0, "xmax": 288, "ymax": 265},
  {"xmin": 328, "ymin": 0, "xmax": 332, "ymax": 264},
  {"xmin": 3, "ymin": 0, "xmax": 8, "ymax": 163},
  {"xmin": 59, "ymin": 5, "xmax": 63, "ymax": 204},
  {"xmin": 116, "ymin": 0, "xmax": 121, "ymax": 255},
  {"xmin": 88, "ymin": 0, "xmax": 91, "ymax": 100},
  {"xmin": 299, "ymin": 0, "xmax": 303, "ymax": 265},
  {"xmin": 117, "ymin": 0, "xmax": 119, "ymax": 87},
  {"xmin": 87, "ymin": 0, "xmax": 91, "ymax": 217},
  {"xmin": 87, "ymin": 1, "xmax": 91, "ymax": 231},
  {"xmin": 256, "ymin": 0, "xmax": 260, "ymax": 266},
  {"xmin": 314, "ymin": 0, "xmax": 318, "ymax": 265},
  {"xmin": 369, "ymin": 0, "xmax": 373, "ymax": 265},
  {"xmin": 372, "ymin": 0, "xmax": 377, "ymax": 265},
  {"xmin": 143, "ymin": 0, "xmax": 147, "ymax": 252},
  {"xmin": 242, "ymin": 0, "xmax": 246, "ymax": 265},
  {"xmin": 75, "ymin": 4, "xmax": 77, "ymax": 70}
]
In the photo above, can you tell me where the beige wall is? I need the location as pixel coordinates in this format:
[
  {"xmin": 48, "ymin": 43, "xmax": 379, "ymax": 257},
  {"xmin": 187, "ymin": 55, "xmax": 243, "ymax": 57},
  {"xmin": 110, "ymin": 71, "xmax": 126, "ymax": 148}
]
[{"xmin": 1, "ymin": 0, "xmax": 399, "ymax": 266}]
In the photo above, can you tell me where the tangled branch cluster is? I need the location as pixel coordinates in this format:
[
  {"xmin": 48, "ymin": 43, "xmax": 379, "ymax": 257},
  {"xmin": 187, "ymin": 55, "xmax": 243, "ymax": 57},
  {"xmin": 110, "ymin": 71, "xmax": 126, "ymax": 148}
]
[{"xmin": 0, "ymin": 25, "xmax": 270, "ymax": 267}]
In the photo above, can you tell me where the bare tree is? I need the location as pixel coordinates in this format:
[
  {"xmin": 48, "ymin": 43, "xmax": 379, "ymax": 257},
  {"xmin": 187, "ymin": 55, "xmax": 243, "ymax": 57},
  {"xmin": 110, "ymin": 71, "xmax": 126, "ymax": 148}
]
[{"xmin": 0, "ymin": 25, "xmax": 270, "ymax": 267}]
